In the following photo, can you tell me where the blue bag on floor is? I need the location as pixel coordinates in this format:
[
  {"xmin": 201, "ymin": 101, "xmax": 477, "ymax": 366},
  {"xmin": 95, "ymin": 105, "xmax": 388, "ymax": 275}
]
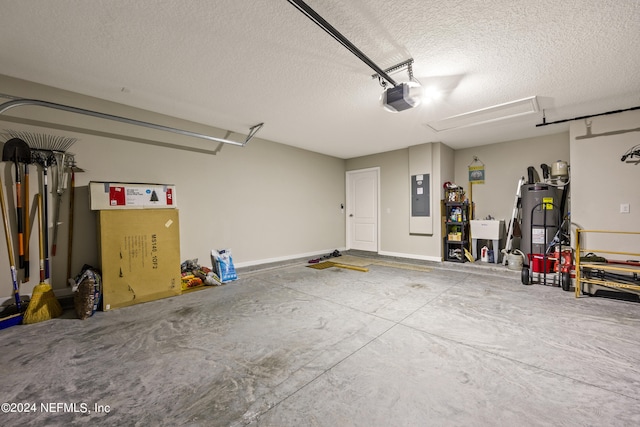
[{"xmin": 211, "ymin": 249, "xmax": 238, "ymax": 283}]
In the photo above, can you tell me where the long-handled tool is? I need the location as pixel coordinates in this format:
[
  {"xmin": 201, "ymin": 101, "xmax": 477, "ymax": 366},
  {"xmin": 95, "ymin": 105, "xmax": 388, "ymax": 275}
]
[
  {"xmin": 32, "ymin": 151, "xmax": 54, "ymax": 279},
  {"xmin": 51, "ymin": 152, "xmax": 83, "ymax": 258},
  {"xmin": 51, "ymin": 151, "xmax": 67, "ymax": 256},
  {"xmin": 4, "ymin": 131, "xmax": 76, "ymax": 278},
  {"xmin": 23, "ymin": 164, "xmax": 30, "ymax": 282},
  {"xmin": 65, "ymin": 159, "xmax": 84, "ymax": 284},
  {"xmin": 66, "ymin": 169, "xmax": 76, "ymax": 280},
  {"xmin": 0, "ymin": 175, "xmax": 22, "ymax": 315},
  {"xmin": 23, "ymin": 149, "xmax": 54, "ymax": 279},
  {"xmin": 66, "ymin": 169, "xmax": 75, "ymax": 283},
  {"xmin": 23, "ymin": 194, "xmax": 63, "ymax": 324},
  {"xmin": 2, "ymin": 137, "xmax": 31, "ymax": 270},
  {"xmin": 502, "ymin": 176, "xmax": 525, "ymax": 265}
]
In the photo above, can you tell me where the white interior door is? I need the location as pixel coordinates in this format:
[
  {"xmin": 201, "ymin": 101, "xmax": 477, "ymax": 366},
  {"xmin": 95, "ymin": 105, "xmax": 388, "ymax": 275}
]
[{"xmin": 346, "ymin": 168, "xmax": 379, "ymax": 252}]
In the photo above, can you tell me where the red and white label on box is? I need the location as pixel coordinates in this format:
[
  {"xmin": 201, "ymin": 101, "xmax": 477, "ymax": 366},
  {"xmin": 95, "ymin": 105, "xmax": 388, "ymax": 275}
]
[
  {"xmin": 166, "ymin": 188, "xmax": 173, "ymax": 205},
  {"xmin": 109, "ymin": 187, "xmax": 126, "ymax": 206},
  {"xmin": 91, "ymin": 182, "xmax": 177, "ymax": 210}
]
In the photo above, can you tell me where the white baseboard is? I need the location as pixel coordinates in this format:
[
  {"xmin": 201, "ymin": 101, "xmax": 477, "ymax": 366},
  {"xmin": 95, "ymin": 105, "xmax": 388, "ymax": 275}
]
[
  {"xmin": 234, "ymin": 247, "xmax": 347, "ymax": 268},
  {"xmin": 378, "ymin": 250, "xmax": 442, "ymax": 263}
]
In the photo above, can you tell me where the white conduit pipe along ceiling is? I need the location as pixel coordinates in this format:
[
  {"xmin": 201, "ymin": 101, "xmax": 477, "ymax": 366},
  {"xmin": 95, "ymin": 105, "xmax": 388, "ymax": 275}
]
[{"xmin": 0, "ymin": 96, "xmax": 264, "ymax": 151}]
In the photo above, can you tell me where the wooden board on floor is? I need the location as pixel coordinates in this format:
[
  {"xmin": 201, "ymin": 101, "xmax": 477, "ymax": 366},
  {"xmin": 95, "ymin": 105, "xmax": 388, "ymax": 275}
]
[
  {"xmin": 306, "ymin": 256, "xmax": 431, "ymax": 273},
  {"xmin": 306, "ymin": 261, "xmax": 369, "ymax": 272}
]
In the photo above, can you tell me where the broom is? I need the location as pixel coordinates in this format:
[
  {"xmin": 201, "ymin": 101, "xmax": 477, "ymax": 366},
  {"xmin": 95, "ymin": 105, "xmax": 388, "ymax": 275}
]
[{"xmin": 23, "ymin": 194, "xmax": 62, "ymax": 324}]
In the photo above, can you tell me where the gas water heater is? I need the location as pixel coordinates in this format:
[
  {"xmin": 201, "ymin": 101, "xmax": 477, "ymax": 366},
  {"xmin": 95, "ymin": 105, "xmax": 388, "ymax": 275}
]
[{"xmin": 519, "ymin": 183, "xmax": 563, "ymax": 259}]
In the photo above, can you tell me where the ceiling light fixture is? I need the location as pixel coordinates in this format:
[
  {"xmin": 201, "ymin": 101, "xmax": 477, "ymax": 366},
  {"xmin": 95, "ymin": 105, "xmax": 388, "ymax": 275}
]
[
  {"xmin": 426, "ymin": 96, "xmax": 540, "ymax": 132},
  {"xmin": 422, "ymin": 86, "xmax": 443, "ymax": 104}
]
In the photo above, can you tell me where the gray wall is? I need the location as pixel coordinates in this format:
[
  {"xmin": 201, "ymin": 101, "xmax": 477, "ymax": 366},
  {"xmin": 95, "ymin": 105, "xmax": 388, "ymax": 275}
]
[
  {"xmin": 345, "ymin": 136, "xmax": 571, "ymax": 262},
  {"xmin": 2, "ymin": 73, "xmax": 637, "ymax": 303},
  {"xmin": 346, "ymin": 143, "xmax": 452, "ymax": 261},
  {"xmin": 569, "ymin": 109, "xmax": 640, "ymax": 255},
  {"xmin": 454, "ymin": 133, "xmax": 570, "ymax": 223},
  {"xmin": 0, "ymin": 75, "xmax": 346, "ymax": 300}
]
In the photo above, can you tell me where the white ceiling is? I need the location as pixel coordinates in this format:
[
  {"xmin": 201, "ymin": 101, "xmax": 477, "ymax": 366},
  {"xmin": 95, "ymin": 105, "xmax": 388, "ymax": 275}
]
[{"xmin": 1, "ymin": 0, "xmax": 639, "ymax": 159}]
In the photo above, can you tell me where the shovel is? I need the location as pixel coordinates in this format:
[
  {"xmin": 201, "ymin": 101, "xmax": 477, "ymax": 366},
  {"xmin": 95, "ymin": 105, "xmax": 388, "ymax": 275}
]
[{"xmin": 2, "ymin": 138, "xmax": 31, "ymax": 270}]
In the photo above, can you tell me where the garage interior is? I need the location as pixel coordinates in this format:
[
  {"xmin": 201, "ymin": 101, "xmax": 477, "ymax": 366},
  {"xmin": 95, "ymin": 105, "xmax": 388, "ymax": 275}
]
[{"xmin": 0, "ymin": 1, "xmax": 639, "ymax": 426}]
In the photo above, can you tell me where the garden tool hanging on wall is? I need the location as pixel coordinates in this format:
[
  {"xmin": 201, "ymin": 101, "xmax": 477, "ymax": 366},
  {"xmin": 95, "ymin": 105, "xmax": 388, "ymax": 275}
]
[
  {"xmin": 30, "ymin": 150, "xmax": 54, "ymax": 279},
  {"xmin": 1, "ymin": 137, "xmax": 31, "ymax": 272},
  {"xmin": 65, "ymin": 157, "xmax": 85, "ymax": 284},
  {"xmin": 4, "ymin": 130, "xmax": 77, "ymax": 279},
  {"xmin": 50, "ymin": 151, "xmax": 83, "ymax": 256}
]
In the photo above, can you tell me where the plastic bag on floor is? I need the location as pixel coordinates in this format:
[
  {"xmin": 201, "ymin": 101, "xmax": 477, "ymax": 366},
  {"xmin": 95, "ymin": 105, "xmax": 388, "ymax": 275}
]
[{"xmin": 211, "ymin": 249, "xmax": 238, "ymax": 283}]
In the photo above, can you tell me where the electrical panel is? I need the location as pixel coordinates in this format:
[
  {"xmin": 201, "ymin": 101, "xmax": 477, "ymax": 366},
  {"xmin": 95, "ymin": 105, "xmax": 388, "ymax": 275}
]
[{"xmin": 411, "ymin": 174, "xmax": 430, "ymax": 217}]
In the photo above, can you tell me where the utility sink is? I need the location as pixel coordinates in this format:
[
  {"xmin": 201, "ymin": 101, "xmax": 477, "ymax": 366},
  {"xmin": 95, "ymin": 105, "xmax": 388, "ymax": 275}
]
[
  {"xmin": 470, "ymin": 220, "xmax": 505, "ymax": 240},
  {"xmin": 470, "ymin": 220, "xmax": 505, "ymax": 263}
]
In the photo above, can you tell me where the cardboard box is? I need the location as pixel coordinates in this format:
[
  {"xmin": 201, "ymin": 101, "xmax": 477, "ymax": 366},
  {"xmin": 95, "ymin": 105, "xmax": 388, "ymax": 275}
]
[
  {"xmin": 90, "ymin": 181, "xmax": 177, "ymax": 210},
  {"xmin": 97, "ymin": 209, "xmax": 181, "ymax": 310}
]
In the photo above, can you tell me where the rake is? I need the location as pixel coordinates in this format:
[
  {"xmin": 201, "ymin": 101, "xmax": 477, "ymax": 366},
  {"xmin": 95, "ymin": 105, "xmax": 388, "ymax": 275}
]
[
  {"xmin": 4, "ymin": 130, "xmax": 76, "ymax": 279},
  {"xmin": 4, "ymin": 131, "xmax": 77, "ymax": 154}
]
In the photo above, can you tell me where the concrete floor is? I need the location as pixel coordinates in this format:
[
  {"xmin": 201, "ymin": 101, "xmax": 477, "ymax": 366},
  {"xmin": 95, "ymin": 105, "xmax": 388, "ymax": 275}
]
[{"xmin": 1, "ymin": 251, "xmax": 639, "ymax": 426}]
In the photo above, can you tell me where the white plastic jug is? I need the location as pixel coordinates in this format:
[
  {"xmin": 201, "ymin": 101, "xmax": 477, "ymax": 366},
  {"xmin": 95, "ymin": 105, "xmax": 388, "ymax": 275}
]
[{"xmin": 481, "ymin": 246, "xmax": 489, "ymax": 262}]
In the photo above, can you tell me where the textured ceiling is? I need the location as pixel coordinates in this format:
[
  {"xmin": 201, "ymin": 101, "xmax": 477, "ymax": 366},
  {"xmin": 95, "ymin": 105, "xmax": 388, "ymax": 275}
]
[{"xmin": 1, "ymin": 0, "xmax": 639, "ymax": 158}]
